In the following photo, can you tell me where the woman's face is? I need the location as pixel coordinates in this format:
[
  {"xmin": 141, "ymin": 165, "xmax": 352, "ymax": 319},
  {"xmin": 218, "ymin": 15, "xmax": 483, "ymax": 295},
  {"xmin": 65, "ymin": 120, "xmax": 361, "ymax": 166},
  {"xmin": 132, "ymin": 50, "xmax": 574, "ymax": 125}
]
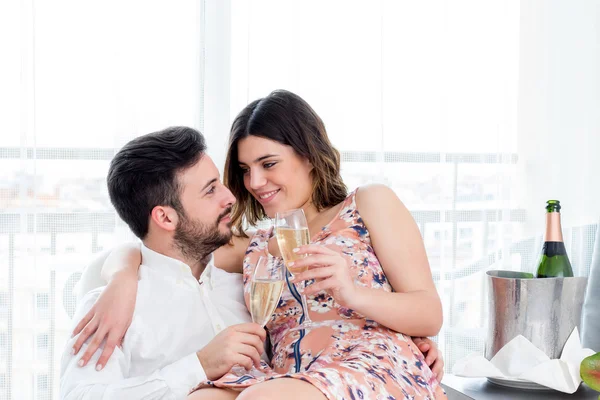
[{"xmin": 237, "ymin": 135, "xmax": 313, "ymax": 218}]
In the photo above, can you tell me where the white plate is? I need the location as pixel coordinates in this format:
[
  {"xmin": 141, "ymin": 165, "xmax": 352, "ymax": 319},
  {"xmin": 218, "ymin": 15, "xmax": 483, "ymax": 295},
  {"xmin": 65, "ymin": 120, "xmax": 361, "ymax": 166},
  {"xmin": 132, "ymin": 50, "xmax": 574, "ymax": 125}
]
[{"xmin": 487, "ymin": 377, "xmax": 551, "ymax": 391}]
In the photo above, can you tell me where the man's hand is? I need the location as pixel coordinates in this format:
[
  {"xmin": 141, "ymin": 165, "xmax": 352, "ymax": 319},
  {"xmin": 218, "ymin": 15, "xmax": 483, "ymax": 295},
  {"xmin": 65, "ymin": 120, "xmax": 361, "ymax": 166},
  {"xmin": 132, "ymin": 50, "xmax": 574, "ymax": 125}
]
[
  {"xmin": 413, "ymin": 337, "xmax": 444, "ymax": 380},
  {"xmin": 196, "ymin": 323, "xmax": 266, "ymax": 381}
]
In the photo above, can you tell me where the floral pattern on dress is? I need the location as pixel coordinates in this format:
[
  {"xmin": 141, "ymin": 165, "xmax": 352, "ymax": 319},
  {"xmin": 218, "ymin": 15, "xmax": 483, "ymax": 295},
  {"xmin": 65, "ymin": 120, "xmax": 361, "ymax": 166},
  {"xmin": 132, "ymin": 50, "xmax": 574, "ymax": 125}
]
[{"xmin": 191, "ymin": 189, "xmax": 447, "ymax": 400}]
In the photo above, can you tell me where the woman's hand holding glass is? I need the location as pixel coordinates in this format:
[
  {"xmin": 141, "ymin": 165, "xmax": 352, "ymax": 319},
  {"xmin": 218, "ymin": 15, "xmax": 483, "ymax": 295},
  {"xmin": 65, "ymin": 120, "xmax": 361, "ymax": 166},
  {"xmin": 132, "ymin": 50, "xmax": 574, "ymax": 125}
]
[
  {"xmin": 288, "ymin": 244, "xmax": 358, "ymax": 309},
  {"xmin": 275, "ymin": 208, "xmax": 320, "ymax": 330},
  {"xmin": 275, "ymin": 208, "xmax": 355, "ymax": 331}
]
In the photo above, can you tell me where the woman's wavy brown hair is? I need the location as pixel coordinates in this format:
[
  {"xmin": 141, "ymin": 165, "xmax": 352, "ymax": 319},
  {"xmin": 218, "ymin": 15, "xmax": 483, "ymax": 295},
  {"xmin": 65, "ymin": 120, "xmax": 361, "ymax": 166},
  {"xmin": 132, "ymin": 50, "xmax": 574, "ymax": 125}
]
[{"xmin": 225, "ymin": 89, "xmax": 348, "ymax": 236}]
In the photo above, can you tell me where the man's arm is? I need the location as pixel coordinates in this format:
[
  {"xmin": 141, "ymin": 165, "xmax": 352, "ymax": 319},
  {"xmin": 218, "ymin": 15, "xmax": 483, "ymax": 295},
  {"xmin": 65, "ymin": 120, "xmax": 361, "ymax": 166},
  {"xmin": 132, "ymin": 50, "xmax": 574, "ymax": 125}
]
[{"xmin": 60, "ymin": 291, "xmax": 206, "ymax": 400}]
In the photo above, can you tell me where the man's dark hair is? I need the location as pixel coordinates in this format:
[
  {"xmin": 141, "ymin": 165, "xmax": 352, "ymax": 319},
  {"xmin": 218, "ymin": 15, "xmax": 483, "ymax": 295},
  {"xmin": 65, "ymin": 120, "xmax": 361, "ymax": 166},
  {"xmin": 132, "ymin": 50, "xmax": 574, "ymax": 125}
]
[{"xmin": 107, "ymin": 126, "xmax": 207, "ymax": 239}]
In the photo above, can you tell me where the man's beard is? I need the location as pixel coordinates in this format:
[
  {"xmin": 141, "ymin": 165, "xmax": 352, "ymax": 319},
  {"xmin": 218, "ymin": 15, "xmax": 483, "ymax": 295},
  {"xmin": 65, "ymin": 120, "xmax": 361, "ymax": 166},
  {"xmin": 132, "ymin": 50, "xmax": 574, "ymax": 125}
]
[{"xmin": 173, "ymin": 207, "xmax": 232, "ymax": 263}]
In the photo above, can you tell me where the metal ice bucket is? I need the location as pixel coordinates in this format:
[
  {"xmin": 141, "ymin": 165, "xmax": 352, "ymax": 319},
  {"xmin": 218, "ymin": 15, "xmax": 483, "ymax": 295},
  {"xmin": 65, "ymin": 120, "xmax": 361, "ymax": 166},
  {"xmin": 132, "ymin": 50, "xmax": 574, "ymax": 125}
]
[{"xmin": 485, "ymin": 270, "xmax": 588, "ymax": 360}]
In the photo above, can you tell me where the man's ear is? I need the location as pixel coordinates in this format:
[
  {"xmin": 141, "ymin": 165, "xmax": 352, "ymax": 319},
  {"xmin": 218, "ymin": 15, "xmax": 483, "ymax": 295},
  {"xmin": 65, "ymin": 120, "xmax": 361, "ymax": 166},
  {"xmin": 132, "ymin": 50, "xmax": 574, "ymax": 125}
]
[{"xmin": 150, "ymin": 205, "xmax": 179, "ymax": 232}]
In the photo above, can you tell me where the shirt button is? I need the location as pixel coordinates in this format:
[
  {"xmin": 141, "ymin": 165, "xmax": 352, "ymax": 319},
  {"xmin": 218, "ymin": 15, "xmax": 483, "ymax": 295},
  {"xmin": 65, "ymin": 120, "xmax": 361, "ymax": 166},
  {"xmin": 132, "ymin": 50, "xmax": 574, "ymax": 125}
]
[{"xmin": 216, "ymin": 324, "xmax": 223, "ymax": 331}]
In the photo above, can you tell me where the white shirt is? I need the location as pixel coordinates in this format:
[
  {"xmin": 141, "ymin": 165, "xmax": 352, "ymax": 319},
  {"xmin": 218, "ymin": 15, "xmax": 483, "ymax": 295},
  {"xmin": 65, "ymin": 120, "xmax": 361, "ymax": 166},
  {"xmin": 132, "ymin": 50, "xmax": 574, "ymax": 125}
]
[{"xmin": 60, "ymin": 245, "xmax": 251, "ymax": 400}]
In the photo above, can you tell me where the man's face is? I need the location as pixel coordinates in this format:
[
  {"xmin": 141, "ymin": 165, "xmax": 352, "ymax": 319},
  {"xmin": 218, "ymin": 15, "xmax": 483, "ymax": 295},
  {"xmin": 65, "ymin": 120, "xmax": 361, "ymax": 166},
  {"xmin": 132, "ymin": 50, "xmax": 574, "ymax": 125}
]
[{"xmin": 173, "ymin": 155, "xmax": 236, "ymax": 261}]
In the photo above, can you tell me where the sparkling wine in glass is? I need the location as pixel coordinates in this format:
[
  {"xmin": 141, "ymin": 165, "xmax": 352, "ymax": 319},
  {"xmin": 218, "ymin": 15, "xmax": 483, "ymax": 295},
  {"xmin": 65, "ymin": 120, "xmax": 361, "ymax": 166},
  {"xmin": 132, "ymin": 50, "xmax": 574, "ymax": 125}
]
[
  {"xmin": 275, "ymin": 208, "xmax": 320, "ymax": 330},
  {"xmin": 250, "ymin": 256, "xmax": 285, "ymax": 327},
  {"xmin": 232, "ymin": 255, "xmax": 284, "ymax": 376},
  {"xmin": 276, "ymin": 225, "xmax": 310, "ymax": 276}
]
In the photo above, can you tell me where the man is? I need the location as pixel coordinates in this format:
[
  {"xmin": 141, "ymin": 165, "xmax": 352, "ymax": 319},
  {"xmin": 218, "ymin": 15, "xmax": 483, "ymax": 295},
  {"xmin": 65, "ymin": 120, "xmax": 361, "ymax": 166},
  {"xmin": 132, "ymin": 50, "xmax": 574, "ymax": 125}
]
[
  {"xmin": 60, "ymin": 127, "xmax": 266, "ymax": 398},
  {"xmin": 60, "ymin": 126, "xmax": 444, "ymax": 399}
]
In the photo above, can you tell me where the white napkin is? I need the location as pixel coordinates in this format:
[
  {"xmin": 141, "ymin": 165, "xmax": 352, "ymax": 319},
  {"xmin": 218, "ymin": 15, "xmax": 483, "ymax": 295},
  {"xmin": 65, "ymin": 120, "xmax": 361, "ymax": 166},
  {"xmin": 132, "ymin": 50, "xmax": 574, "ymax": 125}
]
[{"xmin": 452, "ymin": 327, "xmax": 596, "ymax": 393}]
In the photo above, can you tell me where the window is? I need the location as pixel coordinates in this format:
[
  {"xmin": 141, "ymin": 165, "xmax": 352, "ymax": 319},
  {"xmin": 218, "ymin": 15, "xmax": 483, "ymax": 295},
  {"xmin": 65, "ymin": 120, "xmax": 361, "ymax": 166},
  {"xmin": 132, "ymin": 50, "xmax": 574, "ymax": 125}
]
[
  {"xmin": 35, "ymin": 374, "xmax": 49, "ymax": 399},
  {"xmin": 36, "ymin": 333, "xmax": 49, "ymax": 360},
  {"xmin": 0, "ymin": 333, "xmax": 8, "ymax": 359},
  {"xmin": 35, "ymin": 293, "xmax": 49, "ymax": 320},
  {"xmin": 0, "ymin": 374, "xmax": 7, "ymax": 400},
  {"xmin": 459, "ymin": 227, "xmax": 474, "ymax": 239},
  {"xmin": 0, "ymin": 292, "xmax": 7, "ymax": 318}
]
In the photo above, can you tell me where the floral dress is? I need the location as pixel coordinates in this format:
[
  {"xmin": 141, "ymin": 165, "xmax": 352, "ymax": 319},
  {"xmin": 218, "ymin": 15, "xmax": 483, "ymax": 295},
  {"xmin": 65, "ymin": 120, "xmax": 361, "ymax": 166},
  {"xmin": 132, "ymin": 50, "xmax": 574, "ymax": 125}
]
[{"xmin": 192, "ymin": 189, "xmax": 447, "ymax": 400}]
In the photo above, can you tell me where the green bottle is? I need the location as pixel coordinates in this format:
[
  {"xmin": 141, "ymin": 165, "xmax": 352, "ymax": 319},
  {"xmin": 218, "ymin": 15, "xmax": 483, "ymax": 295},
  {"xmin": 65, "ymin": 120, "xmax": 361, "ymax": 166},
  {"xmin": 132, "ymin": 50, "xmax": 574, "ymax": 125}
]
[{"xmin": 535, "ymin": 200, "xmax": 574, "ymax": 278}]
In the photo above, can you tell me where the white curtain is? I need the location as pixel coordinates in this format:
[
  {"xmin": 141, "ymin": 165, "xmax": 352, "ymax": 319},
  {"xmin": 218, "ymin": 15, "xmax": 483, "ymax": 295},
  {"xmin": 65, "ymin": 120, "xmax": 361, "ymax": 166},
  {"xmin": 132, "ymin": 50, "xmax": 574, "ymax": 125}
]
[
  {"xmin": 2, "ymin": 1, "xmax": 599, "ymax": 399},
  {"xmin": 1, "ymin": 1, "xmax": 204, "ymax": 398},
  {"xmin": 228, "ymin": 0, "xmax": 600, "ymax": 373}
]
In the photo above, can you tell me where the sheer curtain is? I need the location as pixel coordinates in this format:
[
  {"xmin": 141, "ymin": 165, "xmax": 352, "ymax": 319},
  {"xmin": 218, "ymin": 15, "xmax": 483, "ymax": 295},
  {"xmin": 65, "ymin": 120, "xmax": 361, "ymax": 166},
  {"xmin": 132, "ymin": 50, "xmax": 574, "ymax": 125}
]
[
  {"xmin": 1, "ymin": 1, "xmax": 204, "ymax": 398},
  {"xmin": 228, "ymin": 0, "xmax": 600, "ymax": 372}
]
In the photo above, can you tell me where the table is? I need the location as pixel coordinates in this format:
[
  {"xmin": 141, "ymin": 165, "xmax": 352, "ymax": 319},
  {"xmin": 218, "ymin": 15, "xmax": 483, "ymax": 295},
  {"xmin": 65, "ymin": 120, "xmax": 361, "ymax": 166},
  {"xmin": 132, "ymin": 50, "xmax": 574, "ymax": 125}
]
[{"xmin": 440, "ymin": 375, "xmax": 599, "ymax": 400}]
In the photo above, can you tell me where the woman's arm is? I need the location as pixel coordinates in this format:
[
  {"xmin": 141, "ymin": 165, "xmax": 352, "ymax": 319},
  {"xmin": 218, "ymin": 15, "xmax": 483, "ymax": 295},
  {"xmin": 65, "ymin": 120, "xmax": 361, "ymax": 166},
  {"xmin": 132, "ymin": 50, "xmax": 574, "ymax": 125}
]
[
  {"xmin": 71, "ymin": 242, "xmax": 142, "ymax": 370},
  {"xmin": 291, "ymin": 184, "xmax": 443, "ymax": 337},
  {"xmin": 100, "ymin": 242, "xmax": 142, "ymax": 281},
  {"xmin": 350, "ymin": 184, "xmax": 442, "ymax": 336},
  {"xmin": 75, "ymin": 250, "xmax": 111, "ymax": 302}
]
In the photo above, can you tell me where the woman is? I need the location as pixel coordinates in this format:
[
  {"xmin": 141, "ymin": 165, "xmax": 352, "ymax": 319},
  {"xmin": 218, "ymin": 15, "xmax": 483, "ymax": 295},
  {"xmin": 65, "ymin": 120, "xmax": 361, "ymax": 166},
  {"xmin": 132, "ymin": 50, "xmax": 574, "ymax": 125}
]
[{"xmin": 75, "ymin": 90, "xmax": 446, "ymax": 399}]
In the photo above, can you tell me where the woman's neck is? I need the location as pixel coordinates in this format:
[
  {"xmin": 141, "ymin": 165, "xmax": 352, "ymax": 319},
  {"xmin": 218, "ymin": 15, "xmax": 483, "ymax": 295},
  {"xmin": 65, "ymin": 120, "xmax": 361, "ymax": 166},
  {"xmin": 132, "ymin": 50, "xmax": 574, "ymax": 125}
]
[
  {"xmin": 299, "ymin": 199, "xmax": 320, "ymax": 225},
  {"xmin": 300, "ymin": 199, "xmax": 344, "ymax": 235}
]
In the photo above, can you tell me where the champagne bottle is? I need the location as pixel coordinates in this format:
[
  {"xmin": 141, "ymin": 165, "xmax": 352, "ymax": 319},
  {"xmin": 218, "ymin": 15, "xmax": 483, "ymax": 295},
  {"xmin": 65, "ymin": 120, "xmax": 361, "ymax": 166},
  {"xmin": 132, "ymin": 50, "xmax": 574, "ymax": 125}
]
[{"xmin": 535, "ymin": 200, "xmax": 574, "ymax": 278}]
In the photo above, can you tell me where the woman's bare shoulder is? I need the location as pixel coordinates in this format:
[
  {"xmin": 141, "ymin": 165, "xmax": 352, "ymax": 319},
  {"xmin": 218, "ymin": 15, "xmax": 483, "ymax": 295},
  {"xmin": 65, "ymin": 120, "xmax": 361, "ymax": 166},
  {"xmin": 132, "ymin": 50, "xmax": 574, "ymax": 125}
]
[
  {"xmin": 355, "ymin": 183, "xmax": 400, "ymax": 212},
  {"xmin": 213, "ymin": 234, "xmax": 251, "ymax": 273}
]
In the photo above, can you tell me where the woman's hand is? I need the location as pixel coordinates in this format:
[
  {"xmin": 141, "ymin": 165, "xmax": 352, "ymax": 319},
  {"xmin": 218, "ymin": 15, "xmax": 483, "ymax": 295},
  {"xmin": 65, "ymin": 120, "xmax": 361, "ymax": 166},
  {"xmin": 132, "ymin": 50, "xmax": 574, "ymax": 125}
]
[
  {"xmin": 289, "ymin": 244, "xmax": 357, "ymax": 308},
  {"xmin": 71, "ymin": 269, "xmax": 138, "ymax": 370},
  {"xmin": 413, "ymin": 337, "xmax": 444, "ymax": 380}
]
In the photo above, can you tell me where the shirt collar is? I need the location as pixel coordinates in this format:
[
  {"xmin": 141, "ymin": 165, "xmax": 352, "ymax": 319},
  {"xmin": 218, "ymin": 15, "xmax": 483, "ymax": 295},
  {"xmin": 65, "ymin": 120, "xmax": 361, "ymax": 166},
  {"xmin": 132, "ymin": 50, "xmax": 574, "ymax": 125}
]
[
  {"xmin": 141, "ymin": 244, "xmax": 214, "ymax": 283},
  {"xmin": 199, "ymin": 254, "xmax": 216, "ymax": 288}
]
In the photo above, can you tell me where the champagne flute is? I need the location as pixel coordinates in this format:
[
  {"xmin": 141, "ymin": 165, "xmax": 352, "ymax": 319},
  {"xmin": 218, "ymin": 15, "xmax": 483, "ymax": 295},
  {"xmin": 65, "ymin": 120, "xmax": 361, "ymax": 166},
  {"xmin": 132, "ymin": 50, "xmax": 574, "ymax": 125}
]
[
  {"xmin": 249, "ymin": 255, "xmax": 285, "ymax": 328},
  {"xmin": 275, "ymin": 208, "xmax": 318, "ymax": 330},
  {"xmin": 232, "ymin": 255, "xmax": 284, "ymax": 376}
]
